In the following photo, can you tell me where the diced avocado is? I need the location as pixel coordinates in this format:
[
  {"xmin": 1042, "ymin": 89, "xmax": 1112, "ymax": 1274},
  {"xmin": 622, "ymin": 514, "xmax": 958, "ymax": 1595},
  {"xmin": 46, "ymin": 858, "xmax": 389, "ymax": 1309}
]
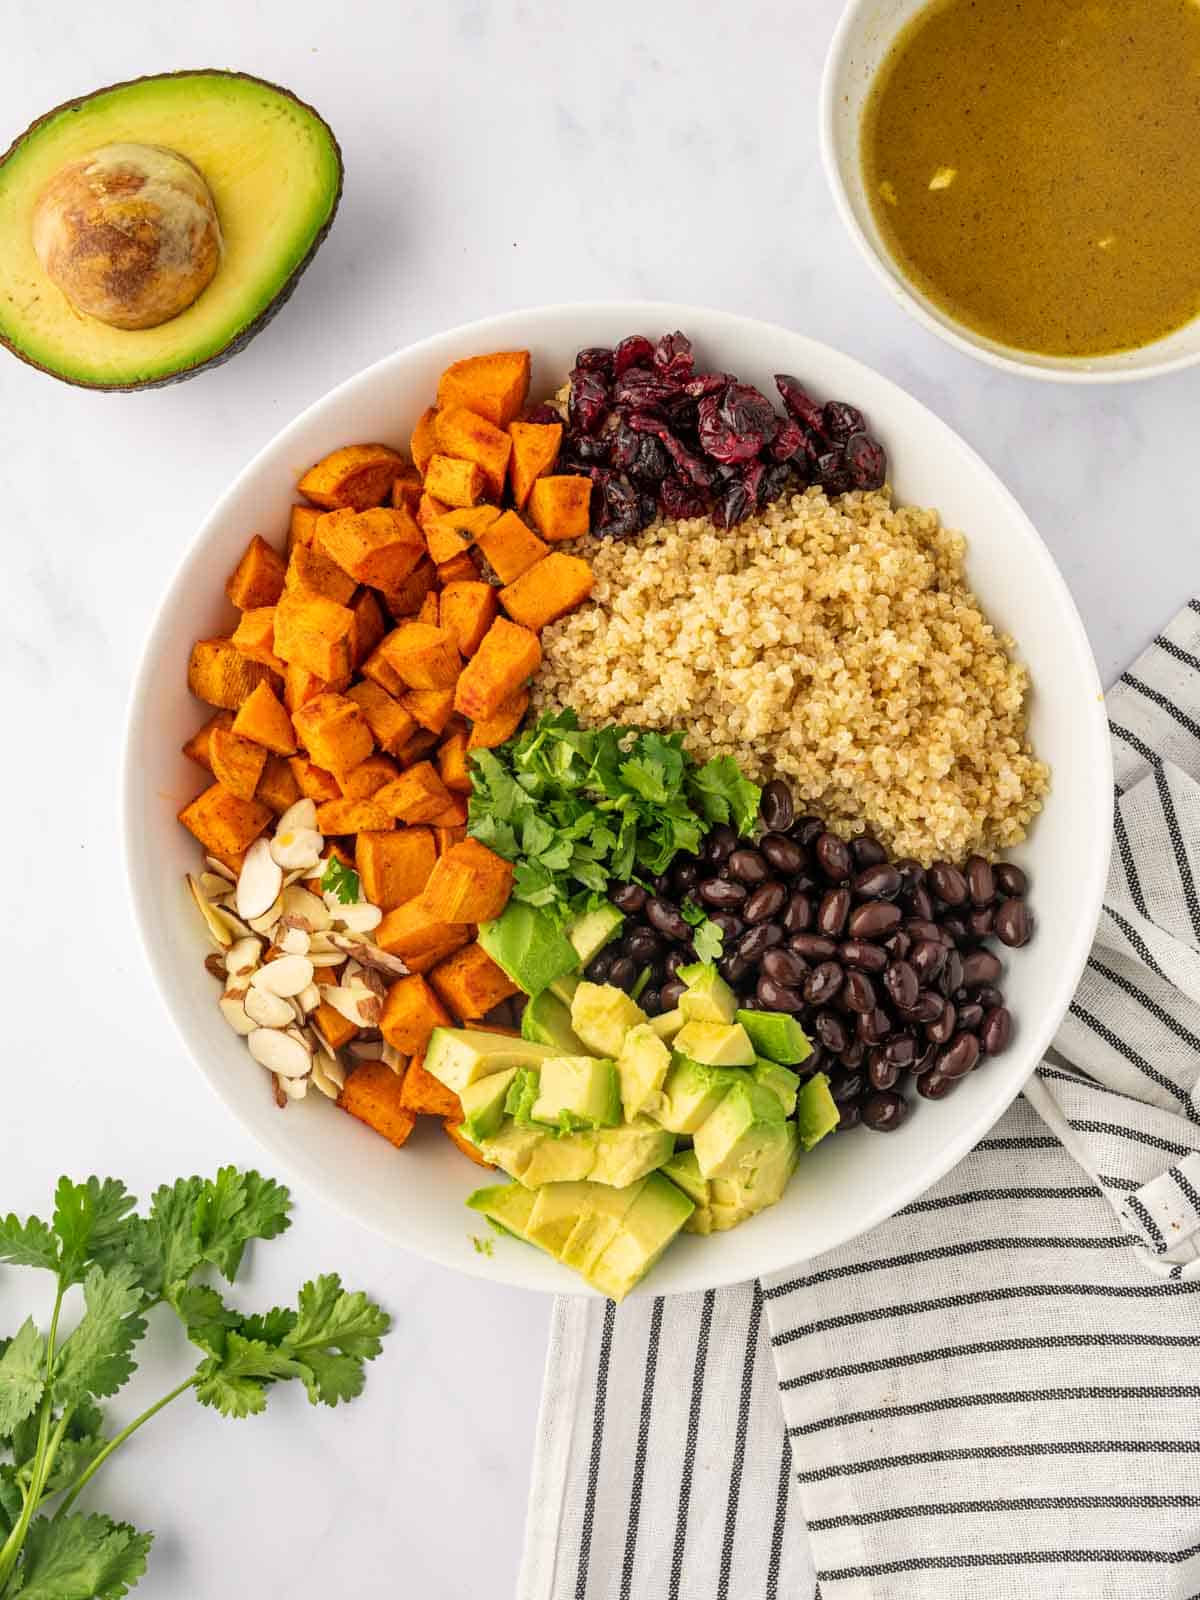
[
  {"xmin": 677, "ymin": 962, "xmax": 738, "ymax": 1024},
  {"xmin": 617, "ymin": 1024, "xmax": 673, "ymax": 1120},
  {"xmin": 653, "ymin": 1057, "xmax": 740, "ymax": 1134},
  {"xmin": 750, "ymin": 1058, "xmax": 801, "ymax": 1117},
  {"xmin": 673, "ymin": 1020, "xmax": 755, "ymax": 1067},
  {"xmin": 661, "ymin": 1148, "xmax": 709, "ymax": 1206},
  {"xmin": 526, "ymin": 1181, "xmax": 600, "ymax": 1257},
  {"xmin": 649, "ymin": 1007, "xmax": 685, "ymax": 1043},
  {"xmin": 693, "ymin": 1080, "xmax": 786, "ymax": 1181},
  {"xmin": 795, "ymin": 1072, "xmax": 840, "ymax": 1151},
  {"xmin": 586, "ymin": 1173, "xmax": 695, "ymax": 1302},
  {"xmin": 567, "ymin": 904, "xmax": 625, "ymax": 966},
  {"xmin": 549, "ymin": 974, "xmax": 580, "ymax": 1007},
  {"xmin": 466, "ymin": 1182, "xmax": 541, "ymax": 1244},
  {"xmin": 424, "ymin": 1027, "xmax": 559, "ymax": 1095},
  {"xmin": 589, "ymin": 1119, "xmax": 676, "ymax": 1187},
  {"xmin": 459, "ymin": 1067, "xmax": 518, "ymax": 1143},
  {"xmin": 677, "ymin": 1123, "xmax": 801, "ymax": 1233},
  {"xmin": 478, "ymin": 902, "xmax": 579, "ymax": 997},
  {"xmin": 522, "ymin": 989, "xmax": 586, "ymax": 1053},
  {"xmin": 735, "ymin": 1010, "xmax": 813, "ymax": 1066},
  {"xmin": 504, "ymin": 1067, "xmax": 542, "ymax": 1126},
  {"xmin": 570, "ymin": 982, "xmax": 648, "ymax": 1058},
  {"xmin": 531, "ymin": 1056, "xmax": 621, "ymax": 1130},
  {"xmin": 473, "ymin": 1121, "xmax": 550, "ymax": 1184},
  {"xmin": 561, "ymin": 1181, "xmax": 647, "ymax": 1274}
]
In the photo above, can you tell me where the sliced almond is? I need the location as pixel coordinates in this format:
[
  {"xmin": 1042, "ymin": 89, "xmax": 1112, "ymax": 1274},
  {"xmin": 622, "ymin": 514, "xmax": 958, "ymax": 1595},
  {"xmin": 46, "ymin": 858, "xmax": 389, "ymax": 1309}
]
[
  {"xmin": 276, "ymin": 798, "xmax": 318, "ymax": 836},
  {"xmin": 270, "ymin": 826, "xmax": 324, "ymax": 873},
  {"xmin": 281, "ymin": 1072, "xmax": 309, "ymax": 1101},
  {"xmin": 347, "ymin": 1039, "xmax": 385, "ymax": 1061},
  {"xmin": 309, "ymin": 1018, "xmax": 339, "ymax": 1058},
  {"xmin": 308, "ymin": 950, "xmax": 349, "ymax": 969},
  {"xmin": 237, "ymin": 838, "xmax": 283, "ymax": 921},
  {"xmin": 327, "ymin": 933, "xmax": 409, "ymax": 978},
  {"xmin": 204, "ymin": 953, "xmax": 227, "ymax": 980},
  {"xmin": 281, "ymin": 885, "xmax": 332, "ymax": 934},
  {"xmin": 250, "ymin": 953, "xmax": 314, "ymax": 997},
  {"xmin": 205, "ymin": 854, "xmax": 238, "ymax": 884},
  {"xmin": 187, "ymin": 874, "xmax": 234, "ymax": 950},
  {"xmin": 248, "ymin": 1026, "xmax": 312, "ymax": 1077},
  {"xmin": 273, "ymin": 1074, "xmax": 289, "ymax": 1109},
  {"xmin": 247, "ymin": 896, "xmax": 284, "ymax": 935},
  {"xmin": 199, "ymin": 870, "xmax": 235, "ymax": 903},
  {"xmin": 311, "ymin": 1053, "xmax": 346, "ymax": 1099},
  {"xmin": 381, "ymin": 1041, "xmax": 406, "ymax": 1074},
  {"xmin": 278, "ymin": 925, "xmax": 311, "ymax": 956},
  {"xmin": 354, "ymin": 965, "xmax": 387, "ymax": 1000},
  {"xmin": 335, "ymin": 902, "xmax": 383, "ymax": 934},
  {"xmin": 225, "ymin": 936, "xmax": 263, "ymax": 978},
  {"xmin": 297, "ymin": 983, "xmax": 322, "ymax": 1015},
  {"xmin": 218, "ymin": 988, "xmax": 257, "ymax": 1036},
  {"xmin": 319, "ymin": 985, "xmax": 383, "ymax": 1027},
  {"xmin": 244, "ymin": 987, "xmax": 297, "ymax": 1027}
]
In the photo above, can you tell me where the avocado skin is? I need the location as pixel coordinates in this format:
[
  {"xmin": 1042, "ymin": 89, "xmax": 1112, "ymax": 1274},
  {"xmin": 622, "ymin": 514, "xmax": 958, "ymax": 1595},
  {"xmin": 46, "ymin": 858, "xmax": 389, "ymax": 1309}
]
[{"xmin": 0, "ymin": 68, "xmax": 343, "ymax": 391}]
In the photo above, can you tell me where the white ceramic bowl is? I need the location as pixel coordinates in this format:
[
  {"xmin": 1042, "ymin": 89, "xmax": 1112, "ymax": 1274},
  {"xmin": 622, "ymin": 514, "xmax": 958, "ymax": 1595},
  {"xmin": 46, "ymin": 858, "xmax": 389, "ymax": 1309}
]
[
  {"xmin": 821, "ymin": 0, "xmax": 1200, "ymax": 383},
  {"xmin": 124, "ymin": 302, "xmax": 1111, "ymax": 1297}
]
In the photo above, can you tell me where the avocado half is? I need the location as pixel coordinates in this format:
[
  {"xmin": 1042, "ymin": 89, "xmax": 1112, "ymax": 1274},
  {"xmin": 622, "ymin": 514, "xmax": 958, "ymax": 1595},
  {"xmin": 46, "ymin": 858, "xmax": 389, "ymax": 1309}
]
[{"xmin": 0, "ymin": 70, "xmax": 342, "ymax": 390}]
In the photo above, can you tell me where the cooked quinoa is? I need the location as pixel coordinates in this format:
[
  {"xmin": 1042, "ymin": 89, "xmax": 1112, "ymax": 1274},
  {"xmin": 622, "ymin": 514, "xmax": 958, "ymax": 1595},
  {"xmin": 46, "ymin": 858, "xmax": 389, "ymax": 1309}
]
[{"xmin": 531, "ymin": 485, "xmax": 1049, "ymax": 863}]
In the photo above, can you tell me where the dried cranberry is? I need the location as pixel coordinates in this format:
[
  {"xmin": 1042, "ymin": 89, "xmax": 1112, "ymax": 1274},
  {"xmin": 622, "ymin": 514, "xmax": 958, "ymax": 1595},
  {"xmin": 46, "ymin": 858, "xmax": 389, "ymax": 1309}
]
[
  {"xmin": 660, "ymin": 475, "xmax": 708, "ymax": 520},
  {"xmin": 607, "ymin": 422, "xmax": 641, "ymax": 471},
  {"xmin": 630, "ymin": 434, "xmax": 669, "ymax": 485},
  {"xmin": 775, "ymin": 375, "xmax": 826, "ymax": 434},
  {"xmin": 822, "ymin": 401, "xmax": 866, "ymax": 442},
  {"xmin": 713, "ymin": 477, "xmax": 755, "ymax": 527},
  {"xmin": 697, "ymin": 383, "xmax": 777, "ymax": 464},
  {"xmin": 653, "ymin": 331, "xmax": 694, "ymax": 383},
  {"xmin": 664, "ymin": 394, "xmax": 699, "ymax": 433},
  {"xmin": 613, "ymin": 335, "xmax": 654, "ymax": 376},
  {"xmin": 661, "ymin": 432, "xmax": 714, "ymax": 489},
  {"xmin": 569, "ymin": 369, "xmax": 609, "ymax": 434},
  {"xmin": 574, "ymin": 346, "xmax": 614, "ymax": 376},
  {"xmin": 639, "ymin": 491, "xmax": 659, "ymax": 526},
  {"xmin": 845, "ymin": 432, "xmax": 887, "ymax": 491},
  {"xmin": 683, "ymin": 371, "xmax": 734, "ymax": 398},
  {"xmin": 603, "ymin": 473, "xmax": 641, "ymax": 523},
  {"xmin": 614, "ymin": 368, "xmax": 677, "ymax": 409},
  {"xmin": 524, "ymin": 403, "xmax": 563, "ymax": 426},
  {"xmin": 814, "ymin": 448, "xmax": 853, "ymax": 495},
  {"xmin": 769, "ymin": 418, "xmax": 806, "ymax": 462},
  {"xmin": 572, "ymin": 433, "xmax": 609, "ymax": 464},
  {"xmin": 758, "ymin": 462, "xmax": 792, "ymax": 506}
]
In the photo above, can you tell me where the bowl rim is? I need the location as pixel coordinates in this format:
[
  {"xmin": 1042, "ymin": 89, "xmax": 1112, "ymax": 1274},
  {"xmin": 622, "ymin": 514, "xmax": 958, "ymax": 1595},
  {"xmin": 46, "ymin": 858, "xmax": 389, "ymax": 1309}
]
[
  {"xmin": 818, "ymin": 1, "xmax": 1200, "ymax": 386},
  {"xmin": 121, "ymin": 299, "xmax": 1112, "ymax": 1295}
]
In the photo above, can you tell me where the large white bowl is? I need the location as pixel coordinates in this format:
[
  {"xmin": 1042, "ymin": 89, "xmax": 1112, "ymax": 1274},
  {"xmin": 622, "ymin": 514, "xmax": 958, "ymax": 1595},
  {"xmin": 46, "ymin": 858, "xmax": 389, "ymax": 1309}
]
[
  {"xmin": 123, "ymin": 302, "xmax": 1111, "ymax": 1297},
  {"xmin": 821, "ymin": 0, "xmax": 1200, "ymax": 383}
]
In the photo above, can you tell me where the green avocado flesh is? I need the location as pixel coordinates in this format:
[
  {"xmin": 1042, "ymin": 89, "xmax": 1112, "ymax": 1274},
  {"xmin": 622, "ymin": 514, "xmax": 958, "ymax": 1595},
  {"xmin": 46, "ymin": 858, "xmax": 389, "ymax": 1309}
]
[{"xmin": 0, "ymin": 71, "xmax": 341, "ymax": 388}]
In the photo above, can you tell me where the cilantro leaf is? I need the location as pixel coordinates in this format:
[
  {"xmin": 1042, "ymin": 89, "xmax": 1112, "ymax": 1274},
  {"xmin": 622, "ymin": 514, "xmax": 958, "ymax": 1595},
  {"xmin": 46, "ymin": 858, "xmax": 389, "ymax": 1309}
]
[
  {"xmin": 0, "ymin": 1465, "xmax": 21, "ymax": 1539},
  {"xmin": 692, "ymin": 917, "xmax": 725, "ymax": 964},
  {"xmin": 0, "ymin": 1318, "xmax": 46, "ymax": 1436},
  {"xmin": 237, "ymin": 1305, "xmax": 298, "ymax": 1347},
  {"xmin": 170, "ymin": 1283, "xmax": 242, "ymax": 1359},
  {"xmin": 51, "ymin": 1265, "xmax": 146, "ymax": 1406},
  {"xmin": 193, "ymin": 1166, "xmax": 291, "ymax": 1283},
  {"xmin": 42, "ymin": 1429, "xmax": 108, "ymax": 1495},
  {"xmin": 15, "ymin": 1512, "xmax": 152, "ymax": 1600},
  {"xmin": 53, "ymin": 1177, "xmax": 137, "ymax": 1286},
  {"xmin": 0, "ymin": 1212, "xmax": 59, "ymax": 1274},
  {"xmin": 121, "ymin": 1177, "xmax": 206, "ymax": 1300},
  {"xmin": 688, "ymin": 757, "xmax": 762, "ymax": 837},
  {"xmin": 321, "ymin": 856, "xmax": 361, "ymax": 905},
  {"xmin": 193, "ymin": 1333, "xmax": 305, "ymax": 1419},
  {"xmin": 281, "ymin": 1274, "xmax": 391, "ymax": 1407}
]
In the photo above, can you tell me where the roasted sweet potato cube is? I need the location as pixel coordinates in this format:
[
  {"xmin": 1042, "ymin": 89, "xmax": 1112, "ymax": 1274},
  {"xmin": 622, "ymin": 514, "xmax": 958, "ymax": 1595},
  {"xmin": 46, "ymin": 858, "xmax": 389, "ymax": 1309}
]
[
  {"xmin": 349, "ymin": 589, "xmax": 387, "ymax": 668},
  {"xmin": 346, "ymin": 680, "xmax": 417, "ymax": 756},
  {"xmin": 434, "ymin": 407, "xmax": 512, "ymax": 500},
  {"xmin": 225, "ymin": 534, "xmax": 287, "ymax": 610},
  {"xmin": 356, "ymin": 827, "xmax": 436, "ymax": 911},
  {"xmin": 435, "ymin": 824, "xmax": 469, "ymax": 854},
  {"xmin": 410, "ymin": 407, "xmax": 440, "ymax": 476},
  {"xmin": 299, "ymin": 443, "xmax": 406, "ymax": 511},
  {"xmin": 443, "ymin": 1120, "xmax": 494, "ymax": 1167},
  {"xmin": 380, "ymin": 622, "xmax": 462, "ymax": 690},
  {"xmin": 272, "ymin": 592, "xmax": 355, "ymax": 686},
  {"xmin": 375, "ymin": 760, "xmax": 452, "ymax": 823},
  {"xmin": 316, "ymin": 505, "xmax": 425, "ymax": 610},
  {"xmin": 284, "ymin": 662, "xmax": 331, "ymax": 713},
  {"xmin": 389, "ymin": 556, "xmax": 439, "ymax": 619},
  {"xmin": 426, "ymin": 504, "xmax": 500, "ymax": 565},
  {"xmin": 178, "ymin": 781, "xmax": 272, "ymax": 856},
  {"xmin": 423, "ymin": 454, "xmax": 484, "ymax": 509},
  {"xmin": 427, "ymin": 794, "xmax": 469, "ymax": 827},
  {"xmin": 417, "ymin": 591, "xmax": 440, "ymax": 627},
  {"xmin": 339, "ymin": 753, "xmax": 401, "ymax": 801},
  {"xmin": 436, "ymin": 552, "xmax": 482, "ymax": 586},
  {"xmin": 288, "ymin": 504, "xmax": 323, "ymax": 554},
  {"xmin": 288, "ymin": 756, "xmax": 342, "ymax": 801},
  {"xmin": 232, "ymin": 681, "xmax": 295, "ymax": 755},
  {"xmin": 402, "ymin": 688, "xmax": 455, "ymax": 735},
  {"xmin": 231, "ymin": 607, "xmax": 285, "ymax": 674},
  {"xmin": 454, "ymin": 618, "xmax": 541, "ymax": 721},
  {"xmin": 380, "ymin": 974, "xmax": 454, "ymax": 1054},
  {"xmin": 507, "ymin": 420, "xmax": 563, "ymax": 510},
  {"xmin": 284, "ymin": 541, "xmax": 357, "ymax": 606},
  {"xmin": 467, "ymin": 689, "xmax": 529, "ymax": 749},
  {"xmin": 391, "ymin": 464, "xmax": 423, "ymax": 514},
  {"xmin": 397, "ymin": 727, "xmax": 441, "ymax": 766},
  {"xmin": 256, "ymin": 755, "xmax": 303, "ymax": 815},
  {"xmin": 417, "ymin": 492, "xmax": 450, "ymax": 535},
  {"xmin": 528, "ymin": 475, "xmax": 592, "ymax": 542},
  {"xmin": 430, "ymin": 942, "xmax": 520, "ymax": 1021},
  {"xmin": 437, "ymin": 729, "xmax": 472, "ymax": 794},
  {"xmin": 182, "ymin": 711, "xmax": 233, "ymax": 771},
  {"xmin": 315, "ymin": 997, "xmax": 360, "ymax": 1051},
  {"xmin": 338, "ymin": 1061, "xmax": 414, "ymax": 1146},
  {"xmin": 440, "ymin": 581, "xmax": 498, "ymax": 657},
  {"xmin": 399, "ymin": 1053, "xmax": 463, "ymax": 1119},
  {"xmin": 499, "ymin": 552, "xmax": 594, "ymax": 632},
  {"xmin": 377, "ymin": 907, "xmax": 470, "ymax": 975},
  {"xmin": 208, "ymin": 726, "xmax": 268, "ymax": 802},
  {"xmin": 420, "ymin": 838, "xmax": 513, "ymax": 923},
  {"xmin": 474, "ymin": 509, "xmax": 550, "ymax": 584},
  {"xmin": 360, "ymin": 643, "xmax": 408, "ymax": 697},
  {"xmin": 188, "ymin": 638, "xmax": 274, "ymax": 710},
  {"xmin": 314, "ymin": 797, "xmax": 394, "ymax": 834},
  {"xmin": 292, "ymin": 693, "xmax": 375, "ymax": 779},
  {"xmin": 436, "ymin": 351, "xmax": 530, "ymax": 429}
]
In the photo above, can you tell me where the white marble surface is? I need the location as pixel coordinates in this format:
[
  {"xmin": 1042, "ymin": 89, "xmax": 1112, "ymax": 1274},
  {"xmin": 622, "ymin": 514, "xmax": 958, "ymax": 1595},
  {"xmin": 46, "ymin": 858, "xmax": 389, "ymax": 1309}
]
[{"xmin": 1, "ymin": 1, "xmax": 1197, "ymax": 1595}]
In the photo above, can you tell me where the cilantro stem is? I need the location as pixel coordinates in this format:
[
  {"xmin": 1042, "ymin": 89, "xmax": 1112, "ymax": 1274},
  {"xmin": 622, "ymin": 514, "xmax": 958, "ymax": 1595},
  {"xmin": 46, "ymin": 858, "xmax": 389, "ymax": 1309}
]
[
  {"xmin": 0, "ymin": 1282, "xmax": 67, "ymax": 1587},
  {"xmin": 54, "ymin": 1376, "xmax": 198, "ymax": 1519}
]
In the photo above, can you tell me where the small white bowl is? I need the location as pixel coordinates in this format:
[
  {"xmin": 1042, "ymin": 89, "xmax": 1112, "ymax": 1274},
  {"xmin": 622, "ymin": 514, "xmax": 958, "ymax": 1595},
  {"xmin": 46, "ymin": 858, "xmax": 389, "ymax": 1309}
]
[
  {"xmin": 123, "ymin": 302, "xmax": 1111, "ymax": 1297},
  {"xmin": 821, "ymin": 0, "xmax": 1200, "ymax": 384}
]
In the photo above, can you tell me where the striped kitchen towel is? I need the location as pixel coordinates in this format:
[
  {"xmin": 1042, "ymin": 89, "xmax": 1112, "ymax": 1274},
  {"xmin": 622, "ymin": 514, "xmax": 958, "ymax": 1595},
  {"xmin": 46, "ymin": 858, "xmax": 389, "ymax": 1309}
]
[{"xmin": 518, "ymin": 600, "xmax": 1200, "ymax": 1600}]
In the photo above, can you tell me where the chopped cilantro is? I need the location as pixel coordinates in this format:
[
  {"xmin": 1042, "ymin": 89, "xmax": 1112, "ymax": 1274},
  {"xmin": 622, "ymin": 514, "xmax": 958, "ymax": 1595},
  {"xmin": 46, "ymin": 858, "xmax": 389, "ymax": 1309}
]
[
  {"xmin": 680, "ymin": 896, "xmax": 726, "ymax": 964},
  {"xmin": 320, "ymin": 857, "xmax": 361, "ymax": 905},
  {"xmin": 470, "ymin": 1235, "xmax": 495, "ymax": 1258}
]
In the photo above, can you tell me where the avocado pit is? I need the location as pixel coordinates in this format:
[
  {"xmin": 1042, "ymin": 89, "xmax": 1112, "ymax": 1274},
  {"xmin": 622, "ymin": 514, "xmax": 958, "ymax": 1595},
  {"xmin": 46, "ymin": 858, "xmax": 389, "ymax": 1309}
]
[{"xmin": 31, "ymin": 141, "xmax": 221, "ymax": 330}]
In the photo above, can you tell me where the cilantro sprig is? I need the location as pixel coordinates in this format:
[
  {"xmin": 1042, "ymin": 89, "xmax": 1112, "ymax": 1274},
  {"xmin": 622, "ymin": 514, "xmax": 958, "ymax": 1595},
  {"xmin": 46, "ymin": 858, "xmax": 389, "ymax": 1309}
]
[
  {"xmin": 467, "ymin": 710, "xmax": 761, "ymax": 925},
  {"xmin": 681, "ymin": 897, "xmax": 726, "ymax": 964},
  {"xmin": 320, "ymin": 856, "xmax": 362, "ymax": 905},
  {"xmin": 0, "ymin": 1169, "xmax": 389, "ymax": 1597}
]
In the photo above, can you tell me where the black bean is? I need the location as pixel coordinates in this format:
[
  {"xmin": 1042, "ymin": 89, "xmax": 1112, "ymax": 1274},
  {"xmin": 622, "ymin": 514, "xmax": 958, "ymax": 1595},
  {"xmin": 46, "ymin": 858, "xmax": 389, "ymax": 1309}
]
[
  {"xmin": 627, "ymin": 927, "xmax": 664, "ymax": 965},
  {"xmin": 937, "ymin": 1032, "xmax": 980, "ymax": 1079},
  {"xmin": 814, "ymin": 1010, "xmax": 849, "ymax": 1052},
  {"xmin": 858, "ymin": 1006, "xmax": 891, "ymax": 1044},
  {"xmin": 884, "ymin": 930, "xmax": 912, "ymax": 961},
  {"xmin": 913, "ymin": 1041, "xmax": 936, "ymax": 1075},
  {"xmin": 994, "ymin": 862, "xmax": 1028, "ymax": 898},
  {"xmin": 645, "ymin": 896, "xmax": 691, "ymax": 941},
  {"xmin": 853, "ymin": 863, "xmax": 902, "ymax": 901},
  {"xmin": 884, "ymin": 1033, "xmax": 918, "ymax": 1067},
  {"xmin": 962, "ymin": 949, "xmax": 1002, "ymax": 988},
  {"xmin": 883, "ymin": 959, "xmax": 919, "ymax": 1011},
  {"xmin": 917, "ymin": 1070, "xmax": 956, "ymax": 1100},
  {"xmin": 966, "ymin": 855, "xmax": 995, "ymax": 906},
  {"xmin": 719, "ymin": 954, "xmax": 752, "ymax": 986},
  {"xmin": 804, "ymin": 960, "xmax": 844, "ymax": 1005},
  {"xmin": 744, "ymin": 882, "xmax": 788, "ymax": 923},
  {"xmin": 782, "ymin": 891, "xmax": 814, "ymax": 935},
  {"xmin": 895, "ymin": 857, "xmax": 926, "ymax": 891},
  {"xmin": 759, "ymin": 779, "xmax": 795, "ymax": 832},
  {"xmin": 803, "ymin": 1043, "xmax": 831, "ymax": 1075},
  {"xmin": 708, "ymin": 910, "xmax": 745, "ymax": 942},
  {"xmin": 981, "ymin": 1006, "xmax": 1013, "ymax": 1055},
  {"xmin": 756, "ymin": 975, "xmax": 805, "ymax": 1012},
  {"xmin": 697, "ymin": 877, "xmax": 747, "ymax": 909},
  {"xmin": 929, "ymin": 861, "xmax": 968, "ymax": 905},
  {"xmin": 843, "ymin": 970, "xmax": 878, "ymax": 1014},
  {"xmin": 587, "ymin": 949, "xmax": 616, "ymax": 983},
  {"xmin": 840, "ymin": 939, "xmax": 888, "ymax": 973},
  {"xmin": 610, "ymin": 883, "xmax": 646, "ymax": 915},
  {"xmin": 760, "ymin": 832, "xmax": 804, "ymax": 875},
  {"xmin": 608, "ymin": 956, "xmax": 637, "ymax": 991},
  {"xmin": 973, "ymin": 984, "xmax": 1005, "ymax": 1010},
  {"xmin": 956, "ymin": 1001, "xmax": 984, "ymax": 1033},
  {"xmin": 815, "ymin": 831, "xmax": 852, "ymax": 882},
  {"xmin": 927, "ymin": 1000, "xmax": 957, "ymax": 1045},
  {"xmin": 660, "ymin": 978, "xmax": 687, "ymax": 1010},
  {"xmin": 840, "ymin": 1038, "xmax": 866, "ymax": 1070},
  {"xmin": 908, "ymin": 883, "xmax": 935, "ymax": 921},
  {"xmin": 738, "ymin": 923, "xmax": 783, "ymax": 963},
  {"xmin": 868, "ymin": 1051, "xmax": 900, "ymax": 1090},
  {"xmin": 995, "ymin": 898, "xmax": 1033, "ymax": 947},
  {"xmin": 793, "ymin": 815, "xmax": 825, "ymax": 848},
  {"xmin": 910, "ymin": 938, "xmax": 946, "ymax": 983},
  {"xmin": 847, "ymin": 900, "xmax": 902, "ymax": 940},
  {"xmin": 940, "ymin": 915, "xmax": 970, "ymax": 945},
  {"xmin": 761, "ymin": 947, "xmax": 808, "ymax": 987},
  {"xmin": 851, "ymin": 834, "xmax": 888, "ymax": 868},
  {"xmin": 905, "ymin": 917, "xmax": 943, "ymax": 944},
  {"xmin": 939, "ymin": 950, "xmax": 964, "ymax": 996},
  {"xmin": 727, "ymin": 848, "xmax": 769, "ymax": 885},
  {"xmin": 672, "ymin": 858, "xmax": 701, "ymax": 896},
  {"xmin": 817, "ymin": 886, "xmax": 852, "ymax": 938},
  {"xmin": 641, "ymin": 987, "xmax": 662, "ymax": 1016},
  {"xmin": 967, "ymin": 907, "xmax": 995, "ymax": 939},
  {"xmin": 702, "ymin": 823, "xmax": 737, "ymax": 864},
  {"xmin": 862, "ymin": 1089, "xmax": 908, "ymax": 1130},
  {"xmin": 663, "ymin": 948, "xmax": 689, "ymax": 979},
  {"xmin": 653, "ymin": 873, "xmax": 674, "ymax": 896},
  {"xmin": 789, "ymin": 931, "xmax": 838, "ymax": 961},
  {"xmin": 836, "ymin": 1100, "xmax": 863, "ymax": 1130}
]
